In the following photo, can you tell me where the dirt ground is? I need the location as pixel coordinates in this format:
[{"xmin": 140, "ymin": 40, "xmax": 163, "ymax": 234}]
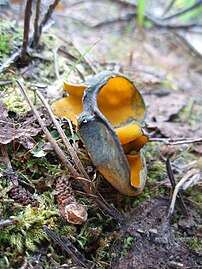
[{"xmin": 114, "ymin": 199, "xmax": 201, "ymax": 268}]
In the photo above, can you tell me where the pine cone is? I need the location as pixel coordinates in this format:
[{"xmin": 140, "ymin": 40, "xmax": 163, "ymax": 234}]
[
  {"xmin": 56, "ymin": 177, "xmax": 87, "ymax": 225},
  {"xmin": 10, "ymin": 185, "xmax": 38, "ymax": 207}
]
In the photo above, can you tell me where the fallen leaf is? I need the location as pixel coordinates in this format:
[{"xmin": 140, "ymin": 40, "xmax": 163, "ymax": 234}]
[
  {"xmin": 0, "ymin": 101, "xmax": 49, "ymax": 149},
  {"xmin": 144, "ymin": 93, "xmax": 187, "ymax": 123}
]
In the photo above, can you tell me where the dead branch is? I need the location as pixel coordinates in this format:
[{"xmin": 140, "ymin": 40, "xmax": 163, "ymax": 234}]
[
  {"xmin": 16, "ymin": 80, "xmax": 79, "ymax": 179},
  {"xmin": 19, "ymin": 0, "xmax": 33, "ymax": 67},
  {"xmin": 32, "ymin": 0, "xmax": 41, "ymax": 48},
  {"xmin": 149, "ymin": 137, "xmax": 202, "ymax": 145},
  {"xmin": 43, "ymin": 225, "xmax": 93, "ymax": 268},
  {"xmin": 37, "ymin": 0, "xmax": 60, "ymax": 46},
  {"xmin": 166, "ymin": 158, "xmax": 188, "ymax": 217}
]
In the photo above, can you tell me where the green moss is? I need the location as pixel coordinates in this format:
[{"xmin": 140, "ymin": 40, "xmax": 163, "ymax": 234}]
[
  {"xmin": 0, "ymin": 20, "xmax": 23, "ymax": 64},
  {"xmin": 0, "ymin": 192, "xmax": 58, "ymax": 267}
]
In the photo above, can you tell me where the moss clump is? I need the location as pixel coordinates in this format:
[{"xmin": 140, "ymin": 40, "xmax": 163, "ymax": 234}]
[{"xmin": 0, "ymin": 20, "xmax": 23, "ymax": 64}]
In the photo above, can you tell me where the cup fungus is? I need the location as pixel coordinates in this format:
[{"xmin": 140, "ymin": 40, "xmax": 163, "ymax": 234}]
[{"xmin": 52, "ymin": 71, "xmax": 148, "ymax": 196}]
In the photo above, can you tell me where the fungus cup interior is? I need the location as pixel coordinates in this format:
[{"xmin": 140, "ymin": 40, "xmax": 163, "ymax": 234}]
[{"xmin": 51, "ymin": 74, "xmax": 148, "ymax": 193}]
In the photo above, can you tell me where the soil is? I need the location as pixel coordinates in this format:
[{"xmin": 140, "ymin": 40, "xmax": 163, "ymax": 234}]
[{"xmin": 114, "ymin": 199, "xmax": 201, "ymax": 269}]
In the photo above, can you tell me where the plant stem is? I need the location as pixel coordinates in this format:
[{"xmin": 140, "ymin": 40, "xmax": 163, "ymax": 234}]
[{"xmin": 19, "ymin": 0, "xmax": 33, "ymax": 67}]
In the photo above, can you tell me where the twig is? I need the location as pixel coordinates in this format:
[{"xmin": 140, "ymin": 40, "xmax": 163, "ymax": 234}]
[
  {"xmin": 0, "ymin": 81, "xmax": 13, "ymax": 86},
  {"xmin": 166, "ymin": 158, "xmax": 188, "ymax": 217},
  {"xmin": 38, "ymin": 0, "xmax": 60, "ymax": 46},
  {"xmin": 43, "ymin": 225, "xmax": 93, "ymax": 268},
  {"xmin": 66, "ymin": 118, "xmax": 76, "ymax": 148},
  {"xmin": 168, "ymin": 169, "xmax": 200, "ymax": 217},
  {"xmin": 149, "ymin": 137, "xmax": 202, "ymax": 145},
  {"xmin": 0, "ymin": 49, "xmax": 21, "ymax": 73},
  {"xmin": 32, "ymin": 0, "xmax": 41, "ymax": 48},
  {"xmin": 16, "ymin": 80, "xmax": 79, "ymax": 179},
  {"xmin": 35, "ymin": 90, "xmax": 89, "ymax": 180},
  {"xmin": 91, "ymin": 7, "xmax": 202, "ymax": 30},
  {"xmin": 19, "ymin": 0, "xmax": 33, "ymax": 67},
  {"xmin": 161, "ymin": 0, "xmax": 202, "ymax": 21},
  {"xmin": 95, "ymin": 197, "xmax": 126, "ymax": 223},
  {"xmin": 0, "ymin": 219, "xmax": 15, "ymax": 228}
]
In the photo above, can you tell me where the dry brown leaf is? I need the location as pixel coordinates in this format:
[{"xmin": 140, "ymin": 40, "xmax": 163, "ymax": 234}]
[
  {"xmin": 0, "ymin": 101, "xmax": 43, "ymax": 148},
  {"xmin": 144, "ymin": 93, "xmax": 187, "ymax": 123}
]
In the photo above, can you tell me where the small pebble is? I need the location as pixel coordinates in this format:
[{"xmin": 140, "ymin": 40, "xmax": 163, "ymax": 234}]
[
  {"xmin": 149, "ymin": 228, "xmax": 158, "ymax": 234},
  {"xmin": 154, "ymin": 236, "xmax": 169, "ymax": 245},
  {"xmin": 137, "ymin": 228, "xmax": 145, "ymax": 234},
  {"xmin": 168, "ymin": 261, "xmax": 184, "ymax": 268}
]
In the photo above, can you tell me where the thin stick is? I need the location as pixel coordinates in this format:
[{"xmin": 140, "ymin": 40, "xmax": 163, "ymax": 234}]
[
  {"xmin": 43, "ymin": 225, "xmax": 92, "ymax": 268},
  {"xmin": 149, "ymin": 137, "xmax": 202, "ymax": 145},
  {"xmin": 0, "ymin": 81, "xmax": 13, "ymax": 86},
  {"xmin": 16, "ymin": 80, "xmax": 79, "ymax": 178},
  {"xmin": 166, "ymin": 158, "xmax": 188, "ymax": 217},
  {"xmin": 95, "ymin": 197, "xmax": 125, "ymax": 223},
  {"xmin": 36, "ymin": 90, "xmax": 89, "ymax": 180},
  {"xmin": 66, "ymin": 118, "xmax": 76, "ymax": 148},
  {"xmin": 19, "ymin": 0, "xmax": 33, "ymax": 66},
  {"xmin": 168, "ymin": 169, "xmax": 198, "ymax": 217},
  {"xmin": 32, "ymin": 0, "xmax": 41, "ymax": 48},
  {"xmin": 38, "ymin": 0, "xmax": 60, "ymax": 40}
]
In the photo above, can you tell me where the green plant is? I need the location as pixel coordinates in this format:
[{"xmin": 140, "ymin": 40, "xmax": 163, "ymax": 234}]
[
  {"xmin": 137, "ymin": 0, "xmax": 146, "ymax": 31},
  {"xmin": 120, "ymin": 236, "xmax": 134, "ymax": 259},
  {"xmin": 0, "ymin": 20, "xmax": 23, "ymax": 63}
]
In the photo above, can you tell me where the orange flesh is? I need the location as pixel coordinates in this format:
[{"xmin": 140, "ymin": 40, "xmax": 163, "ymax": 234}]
[
  {"xmin": 115, "ymin": 122, "xmax": 143, "ymax": 145},
  {"xmin": 126, "ymin": 155, "xmax": 142, "ymax": 188},
  {"xmin": 51, "ymin": 96, "xmax": 82, "ymax": 126}
]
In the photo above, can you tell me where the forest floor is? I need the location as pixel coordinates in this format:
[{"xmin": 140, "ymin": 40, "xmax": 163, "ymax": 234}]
[{"xmin": 0, "ymin": 1, "xmax": 202, "ymax": 268}]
